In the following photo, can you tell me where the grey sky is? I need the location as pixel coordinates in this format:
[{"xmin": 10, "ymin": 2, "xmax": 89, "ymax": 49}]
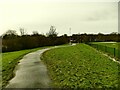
[{"xmin": 0, "ymin": 0, "xmax": 118, "ymax": 36}]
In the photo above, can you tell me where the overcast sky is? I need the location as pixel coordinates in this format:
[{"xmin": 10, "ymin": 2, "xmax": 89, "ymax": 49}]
[{"xmin": 0, "ymin": 0, "xmax": 119, "ymax": 36}]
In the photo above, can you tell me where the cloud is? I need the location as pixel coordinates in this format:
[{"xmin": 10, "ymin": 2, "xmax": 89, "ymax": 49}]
[{"xmin": 0, "ymin": 1, "xmax": 118, "ymax": 35}]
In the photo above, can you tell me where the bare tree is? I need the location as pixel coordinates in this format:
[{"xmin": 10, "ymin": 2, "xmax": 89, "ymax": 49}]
[
  {"xmin": 4, "ymin": 30, "xmax": 17, "ymax": 35},
  {"xmin": 32, "ymin": 31, "xmax": 39, "ymax": 35},
  {"xmin": 46, "ymin": 26, "xmax": 58, "ymax": 37},
  {"xmin": 2, "ymin": 30, "xmax": 18, "ymax": 39},
  {"xmin": 19, "ymin": 28, "xmax": 27, "ymax": 36}
]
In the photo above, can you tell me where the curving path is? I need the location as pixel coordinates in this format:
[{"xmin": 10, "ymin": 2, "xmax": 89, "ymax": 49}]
[{"xmin": 6, "ymin": 48, "xmax": 52, "ymax": 88}]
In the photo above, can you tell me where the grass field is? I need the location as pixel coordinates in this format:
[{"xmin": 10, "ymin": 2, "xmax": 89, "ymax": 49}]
[
  {"xmin": 89, "ymin": 42, "xmax": 120, "ymax": 60},
  {"xmin": 91, "ymin": 42, "xmax": 119, "ymax": 49},
  {"xmin": 41, "ymin": 44, "xmax": 119, "ymax": 88},
  {"xmin": 1, "ymin": 47, "xmax": 48, "ymax": 88}
]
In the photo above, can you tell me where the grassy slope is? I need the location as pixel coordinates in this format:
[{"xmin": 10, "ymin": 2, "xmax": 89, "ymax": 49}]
[
  {"xmin": 41, "ymin": 44, "xmax": 119, "ymax": 88},
  {"xmin": 2, "ymin": 47, "xmax": 47, "ymax": 87}
]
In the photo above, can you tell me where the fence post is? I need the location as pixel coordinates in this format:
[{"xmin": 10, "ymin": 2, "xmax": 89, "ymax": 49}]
[
  {"xmin": 114, "ymin": 48, "xmax": 115, "ymax": 57},
  {"xmin": 97, "ymin": 44, "xmax": 98, "ymax": 50},
  {"xmin": 105, "ymin": 46, "xmax": 107, "ymax": 52},
  {"xmin": 118, "ymin": 49, "xmax": 120, "ymax": 59}
]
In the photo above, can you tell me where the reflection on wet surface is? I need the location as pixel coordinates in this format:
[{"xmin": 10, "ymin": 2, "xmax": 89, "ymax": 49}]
[{"xmin": 6, "ymin": 48, "xmax": 51, "ymax": 88}]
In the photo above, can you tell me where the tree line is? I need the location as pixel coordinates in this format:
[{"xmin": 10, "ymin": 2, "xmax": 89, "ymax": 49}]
[
  {"xmin": 71, "ymin": 32, "xmax": 120, "ymax": 43},
  {"xmin": 1, "ymin": 26, "xmax": 69, "ymax": 52},
  {"xmin": 1, "ymin": 26, "xmax": 120, "ymax": 52}
]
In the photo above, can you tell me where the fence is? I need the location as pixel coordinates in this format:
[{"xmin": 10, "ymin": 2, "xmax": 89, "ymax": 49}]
[{"xmin": 87, "ymin": 43, "xmax": 120, "ymax": 59}]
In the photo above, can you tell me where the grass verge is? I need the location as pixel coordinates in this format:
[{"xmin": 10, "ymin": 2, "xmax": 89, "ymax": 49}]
[{"xmin": 41, "ymin": 43, "xmax": 119, "ymax": 88}]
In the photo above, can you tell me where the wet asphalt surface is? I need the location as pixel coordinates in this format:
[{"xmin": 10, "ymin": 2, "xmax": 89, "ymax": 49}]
[{"xmin": 6, "ymin": 48, "xmax": 51, "ymax": 88}]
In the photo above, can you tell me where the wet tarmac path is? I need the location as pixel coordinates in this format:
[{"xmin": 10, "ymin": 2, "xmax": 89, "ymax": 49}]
[{"xmin": 6, "ymin": 48, "xmax": 52, "ymax": 88}]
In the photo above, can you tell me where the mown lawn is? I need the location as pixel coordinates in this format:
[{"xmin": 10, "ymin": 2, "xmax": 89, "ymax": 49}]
[
  {"xmin": 41, "ymin": 44, "xmax": 119, "ymax": 88},
  {"xmin": 2, "ymin": 47, "xmax": 48, "ymax": 88}
]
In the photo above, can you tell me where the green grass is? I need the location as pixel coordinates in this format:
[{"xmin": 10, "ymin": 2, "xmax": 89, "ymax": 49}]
[
  {"xmin": 91, "ymin": 42, "xmax": 119, "ymax": 49},
  {"xmin": 2, "ymin": 46, "xmax": 48, "ymax": 88},
  {"xmin": 1, "ymin": 44, "xmax": 68, "ymax": 88},
  {"xmin": 41, "ymin": 44, "xmax": 119, "ymax": 88},
  {"xmin": 89, "ymin": 42, "xmax": 120, "ymax": 60}
]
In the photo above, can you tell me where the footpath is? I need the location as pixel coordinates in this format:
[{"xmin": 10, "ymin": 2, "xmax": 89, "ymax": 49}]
[{"xmin": 6, "ymin": 48, "xmax": 51, "ymax": 88}]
